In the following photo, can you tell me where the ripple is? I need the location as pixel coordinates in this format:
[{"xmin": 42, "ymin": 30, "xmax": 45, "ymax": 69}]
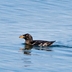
[
  {"xmin": 0, "ymin": 0, "xmax": 72, "ymax": 72},
  {"xmin": 51, "ymin": 45, "xmax": 72, "ymax": 48}
]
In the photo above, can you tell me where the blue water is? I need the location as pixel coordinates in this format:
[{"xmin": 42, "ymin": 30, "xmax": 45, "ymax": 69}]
[{"xmin": 0, "ymin": 0, "xmax": 72, "ymax": 72}]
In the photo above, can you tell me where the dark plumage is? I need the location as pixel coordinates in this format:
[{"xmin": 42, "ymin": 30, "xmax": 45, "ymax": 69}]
[{"xmin": 19, "ymin": 33, "xmax": 55, "ymax": 46}]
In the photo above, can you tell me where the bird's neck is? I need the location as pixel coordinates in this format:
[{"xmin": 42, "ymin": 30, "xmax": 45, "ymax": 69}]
[{"xmin": 25, "ymin": 40, "xmax": 33, "ymax": 45}]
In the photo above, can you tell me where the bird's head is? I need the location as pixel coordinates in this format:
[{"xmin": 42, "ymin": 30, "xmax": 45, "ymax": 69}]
[{"xmin": 19, "ymin": 33, "xmax": 33, "ymax": 42}]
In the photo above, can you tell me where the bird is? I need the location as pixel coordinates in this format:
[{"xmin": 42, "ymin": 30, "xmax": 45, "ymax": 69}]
[{"xmin": 19, "ymin": 33, "xmax": 55, "ymax": 47}]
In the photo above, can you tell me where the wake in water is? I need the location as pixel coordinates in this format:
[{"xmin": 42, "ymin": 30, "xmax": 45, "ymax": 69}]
[{"xmin": 50, "ymin": 45, "xmax": 72, "ymax": 48}]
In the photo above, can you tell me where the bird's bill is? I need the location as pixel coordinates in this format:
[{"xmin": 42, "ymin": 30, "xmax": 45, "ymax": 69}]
[{"xmin": 19, "ymin": 35, "xmax": 25, "ymax": 39}]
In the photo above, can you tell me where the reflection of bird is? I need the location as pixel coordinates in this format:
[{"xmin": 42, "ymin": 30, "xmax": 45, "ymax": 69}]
[
  {"xmin": 20, "ymin": 45, "xmax": 33, "ymax": 55},
  {"xmin": 19, "ymin": 33, "xmax": 55, "ymax": 47},
  {"xmin": 20, "ymin": 44, "xmax": 52, "ymax": 55}
]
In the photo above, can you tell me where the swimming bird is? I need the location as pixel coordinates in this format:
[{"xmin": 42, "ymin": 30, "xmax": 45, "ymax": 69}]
[{"xmin": 19, "ymin": 33, "xmax": 55, "ymax": 47}]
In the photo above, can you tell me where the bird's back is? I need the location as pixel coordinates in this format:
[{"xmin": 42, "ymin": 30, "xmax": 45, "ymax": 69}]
[{"xmin": 31, "ymin": 40, "xmax": 55, "ymax": 46}]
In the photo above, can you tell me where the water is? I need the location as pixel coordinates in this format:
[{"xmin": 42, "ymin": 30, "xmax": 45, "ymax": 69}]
[{"xmin": 0, "ymin": 0, "xmax": 72, "ymax": 72}]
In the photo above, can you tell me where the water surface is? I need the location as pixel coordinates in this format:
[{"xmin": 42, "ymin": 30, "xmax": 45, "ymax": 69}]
[{"xmin": 0, "ymin": 0, "xmax": 72, "ymax": 72}]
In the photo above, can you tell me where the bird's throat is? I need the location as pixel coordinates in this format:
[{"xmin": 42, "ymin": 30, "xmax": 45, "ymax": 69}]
[{"xmin": 25, "ymin": 40, "xmax": 31, "ymax": 45}]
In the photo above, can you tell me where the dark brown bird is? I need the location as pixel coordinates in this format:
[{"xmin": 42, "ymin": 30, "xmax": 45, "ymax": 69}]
[{"xmin": 19, "ymin": 33, "xmax": 55, "ymax": 47}]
